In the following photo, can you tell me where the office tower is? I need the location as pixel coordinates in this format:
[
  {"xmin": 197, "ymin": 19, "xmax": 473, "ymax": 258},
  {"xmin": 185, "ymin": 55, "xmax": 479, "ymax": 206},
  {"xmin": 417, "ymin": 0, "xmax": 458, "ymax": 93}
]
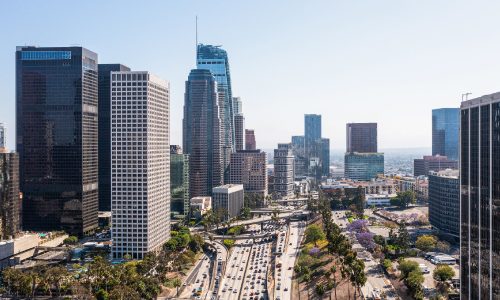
[
  {"xmin": 16, "ymin": 46, "xmax": 98, "ymax": 236},
  {"xmin": 460, "ymin": 92, "xmax": 500, "ymax": 299},
  {"xmin": 0, "ymin": 150, "xmax": 21, "ymax": 239},
  {"xmin": 428, "ymin": 169, "xmax": 459, "ymax": 241},
  {"xmin": 291, "ymin": 135, "xmax": 307, "ymax": 179},
  {"xmin": 111, "ymin": 71, "xmax": 170, "ymax": 259},
  {"xmin": 346, "ymin": 123, "xmax": 378, "ymax": 153},
  {"xmin": 98, "ymin": 64, "xmax": 131, "ymax": 212},
  {"xmin": 197, "ymin": 44, "xmax": 234, "ymax": 149},
  {"xmin": 0, "ymin": 123, "xmax": 5, "ymax": 149},
  {"xmin": 432, "ymin": 108, "xmax": 459, "ymax": 161},
  {"xmin": 344, "ymin": 153, "xmax": 384, "ymax": 181},
  {"xmin": 233, "ymin": 97, "xmax": 242, "ymax": 115},
  {"xmin": 321, "ymin": 138, "xmax": 330, "ymax": 177},
  {"xmin": 273, "ymin": 143, "xmax": 294, "ymax": 198},
  {"xmin": 245, "ymin": 129, "xmax": 256, "ymax": 150},
  {"xmin": 229, "ymin": 150, "xmax": 268, "ymax": 200},
  {"xmin": 413, "ymin": 155, "xmax": 458, "ymax": 176},
  {"xmin": 305, "ymin": 114, "xmax": 322, "ymax": 158},
  {"xmin": 234, "ymin": 114, "xmax": 245, "ymax": 151},
  {"xmin": 212, "ymin": 184, "xmax": 244, "ymax": 220},
  {"xmin": 170, "ymin": 145, "xmax": 189, "ymax": 216},
  {"xmin": 183, "ymin": 69, "xmax": 224, "ymax": 197}
]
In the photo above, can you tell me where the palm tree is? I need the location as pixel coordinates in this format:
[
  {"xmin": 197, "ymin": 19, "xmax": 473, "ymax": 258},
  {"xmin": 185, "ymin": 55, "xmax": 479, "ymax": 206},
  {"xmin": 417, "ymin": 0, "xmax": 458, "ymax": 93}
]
[{"xmin": 172, "ymin": 278, "xmax": 182, "ymax": 296}]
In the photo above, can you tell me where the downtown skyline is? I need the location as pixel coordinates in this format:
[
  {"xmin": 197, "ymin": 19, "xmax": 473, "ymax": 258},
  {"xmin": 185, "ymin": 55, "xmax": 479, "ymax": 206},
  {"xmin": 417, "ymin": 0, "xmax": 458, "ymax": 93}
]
[{"xmin": 2, "ymin": 1, "xmax": 500, "ymax": 151}]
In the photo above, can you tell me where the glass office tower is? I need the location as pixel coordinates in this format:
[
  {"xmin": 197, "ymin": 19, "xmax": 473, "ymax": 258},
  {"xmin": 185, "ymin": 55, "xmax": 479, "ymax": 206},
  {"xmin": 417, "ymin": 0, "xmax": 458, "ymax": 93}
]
[
  {"xmin": 98, "ymin": 64, "xmax": 130, "ymax": 212},
  {"xmin": 197, "ymin": 44, "xmax": 234, "ymax": 149},
  {"xmin": 433, "ymin": 108, "xmax": 459, "ymax": 161},
  {"xmin": 460, "ymin": 92, "xmax": 500, "ymax": 299},
  {"xmin": 16, "ymin": 46, "xmax": 99, "ymax": 236}
]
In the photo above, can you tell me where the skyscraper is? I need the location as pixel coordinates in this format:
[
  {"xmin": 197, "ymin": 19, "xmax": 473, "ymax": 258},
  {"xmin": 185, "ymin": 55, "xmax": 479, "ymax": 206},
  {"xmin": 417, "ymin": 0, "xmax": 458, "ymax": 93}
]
[
  {"xmin": 428, "ymin": 169, "xmax": 459, "ymax": 241},
  {"xmin": 321, "ymin": 138, "xmax": 330, "ymax": 177},
  {"xmin": 273, "ymin": 143, "xmax": 294, "ymax": 198},
  {"xmin": 291, "ymin": 135, "xmax": 307, "ymax": 179},
  {"xmin": 16, "ymin": 46, "xmax": 98, "ymax": 236},
  {"xmin": 0, "ymin": 150, "xmax": 21, "ymax": 239},
  {"xmin": 304, "ymin": 114, "xmax": 322, "ymax": 159},
  {"xmin": 432, "ymin": 108, "xmax": 459, "ymax": 161},
  {"xmin": 111, "ymin": 71, "xmax": 170, "ymax": 259},
  {"xmin": 344, "ymin": 153, "xmax": 384, "ymax": 181},
  {"xmin": 183, "ymin": 69, "xmax": 223, "ymax": 197},
  {"xmin": 170, "ymin": 145, "xmax": 189, "ymax": 216},
  {"xmin": 346, "ymin": 123, "xmax": 378, "ymax": 153},
  {"xmin": 233, "ymin": 97, "xmax": 242, "ymax": 115},
  {"xmin": 245, "ymin": 129, "xmax": 256, "ymax": 150},
  {"xmin": 197, "ymin": 44, "xmax": 234, "ymax": 149},
  {"xmin": 98, "ymin": 64, "xmax": 130, "ymax": 212},
  {"xmin": 0, "ymin": 123, "xmax": 6, "ymax": 149},
  {"xmin": 460, "ymin": 92, "xmax": 500, "ymax": 299},
  {"xmin": 230, "ymin": 150, "xmax": 268, "ymax": 200},
  {"xmin": 234, "ymin": 114, "xmax": 245, "ymax": 151}
]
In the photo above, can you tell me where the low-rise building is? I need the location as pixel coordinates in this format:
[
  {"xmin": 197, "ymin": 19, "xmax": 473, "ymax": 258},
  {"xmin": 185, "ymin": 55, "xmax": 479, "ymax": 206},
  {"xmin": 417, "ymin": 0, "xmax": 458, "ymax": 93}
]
[
  {"xmin": 366, "ymin": 194, "xmax": 396, "ymax": 207},
  {"xmin": 212, "ymin": 184, "xmax": 244, "ymax": 220},
  {"xmin": 428, "ymin": 169, "xmax": 459, "ymax": 241},
  {"xmin": 190, "ymin": 196, "xmax": 212, "ymax": 219},
  {"xmin": 413, "ymin": 155, "xmax": 458, "ymax": 176}
]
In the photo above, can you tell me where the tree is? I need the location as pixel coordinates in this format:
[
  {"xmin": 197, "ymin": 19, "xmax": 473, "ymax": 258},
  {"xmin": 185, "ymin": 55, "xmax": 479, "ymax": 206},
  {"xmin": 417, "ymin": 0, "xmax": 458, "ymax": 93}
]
[
  {"xmin": 406, "ymin": 270, "xmax": 425, "ymax": 300},
  {"xmin": 415, "ymin": 235, "xmax": 437, "ymax": 252},
  {"xmin": 382, "ymin": 259, "xmax": 392, "ymax": 271},
  {"xmin": 395, "ymin": 190, "xmax": 416, "ymax": 209},
  {"xmin": 189, "ymin": 234, "xmax": 205, "ymax": 252},
  {"xmin": 373, "ymin": 234, "xmax": 386, "ymax": 246},
  {"xmin": 172, "ymin": 278, "xmax": 182, "ymax": 296},
  {"xmin": 96, "ymin": 289, "xmax": 110, "ymax": 300},
  {"xmin": 433, "ymin": 264, "xmax": 455, "ymax": 282},
  {"xmin": 64, "ymin": 235, "xmax": 79, "ymax": 245},
  {"xmin": 109, "ymin": 285, "xmax": 140, "ymax": 300},
  {"xmin": 305, "ymin": 224, "xmax": 325, "ymax": 246},
  {"xmin": 352, "ymin": 186, "xmax": 366, "ymax": 217},
  {"xmin": 396, "ymin": 223, "xmax": 410, "ymax": 252},
  {"xmin": 240, "ymin": 206, "xmax": 252, "ymax": 219},
  {"xmin": 436, "ymin": 240, "xmax": 451, "ymax": 253},
  {"xmin": 398, "ymin": 259, "xmax": 419, "ymax": 280}
]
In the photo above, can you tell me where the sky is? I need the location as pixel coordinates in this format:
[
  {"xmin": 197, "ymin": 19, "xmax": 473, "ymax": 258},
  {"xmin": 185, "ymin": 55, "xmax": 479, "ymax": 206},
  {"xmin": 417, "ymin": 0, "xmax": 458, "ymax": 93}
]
[{"xmin": 2, "ymin": 0, "xmax": 500, "ymax": 151}]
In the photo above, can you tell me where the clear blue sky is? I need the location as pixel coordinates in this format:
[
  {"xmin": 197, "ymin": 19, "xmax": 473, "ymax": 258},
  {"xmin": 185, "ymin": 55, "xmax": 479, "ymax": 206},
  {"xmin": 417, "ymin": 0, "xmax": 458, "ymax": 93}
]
[{"xmin": 2, "ymin": 0, "xmax": 500, "ymax": 150}]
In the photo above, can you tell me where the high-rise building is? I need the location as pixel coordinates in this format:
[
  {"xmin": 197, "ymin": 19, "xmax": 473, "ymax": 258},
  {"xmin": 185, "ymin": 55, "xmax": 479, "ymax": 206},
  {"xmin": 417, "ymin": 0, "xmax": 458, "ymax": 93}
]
[
  {"xmin": 16, "ymin": 46, "xmax": 98, "ymax": 236},
  {"xmin": 229, "ymin": 150, "xmax": 268, "ymax": 200},
  {"xmin": 98, "ymin": 64, "xmax": 130, "ymax": 212},
  {"xmin": 111, "ymin": 71, "xmax": 170, "ymax": 259},
  {"xmin": 432, "ymin": 108, "xmax": 459, "ymax": 161},
  {"xmin": 183, "ymin": 69, "xmax": 223, "ymax": 197},
  {"xmin": 346, "ymin": 123, "xmax": 378, "ymax": 153},
  {"xmin": 291, "ymin": 135, "xmax": 307, "ymax": 179},
  {"xmin": 305, "ymin": 114, "xmax": 322, "ymax": 158},
  {"xmin": 273, "ymin": 143, "xmax": 294, "ymax": 198},
  {"xmin": 0, "ymin": 123, "xmax": 6, "ymax": 149},
  {"xmin": 233, "ymin": 97, "xmax": 242, "ymax": 115},
  {"xmin": 234, "ymin": 114, "xmax": 245, "ymax": 151},
  {"xmin": 344, "ymin": 153, "xmax": 384, "ymax": 181},
  {"xmin": 413, "ymin": 155, "xmax": 458, "ymax": 176},
  {"xmin": 212, "ymin": 184, "xmax": 244, "ymax": 220},
  {"xmin": 460, "ymin": 92, "xmax": 500, "ymax": 299},
  {"xmin": 245, "ymin": 129, "xmax": 256, "ymax": 150},
  {"xmin": 428, "ymin": 169, "xmax": 459, "ymax": 241},
  {"xmin": 197, "ymin": 44, "xmax": 234, "ymax": 149},
  {"xmin": 170, "ymin": 145, "xmax": 189, "ymax": 216},
  {"xmin": 321, "ymin": 138, "xmax": 330, "ymax": 177},
  {"xmin": 0, "ymin": 150, "xmax": 21, "ymax": 239}
]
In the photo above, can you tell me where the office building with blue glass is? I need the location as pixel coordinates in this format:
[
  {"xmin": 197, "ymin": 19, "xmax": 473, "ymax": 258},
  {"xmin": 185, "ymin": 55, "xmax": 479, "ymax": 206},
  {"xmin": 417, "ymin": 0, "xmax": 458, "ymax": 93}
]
[
  {"xmin": 432, "ymin": 108, "xmax": 459, "ymax": 161},
  {"xmin": 16, "ymin": 46, "xmax": 99, "ymax": 236}
]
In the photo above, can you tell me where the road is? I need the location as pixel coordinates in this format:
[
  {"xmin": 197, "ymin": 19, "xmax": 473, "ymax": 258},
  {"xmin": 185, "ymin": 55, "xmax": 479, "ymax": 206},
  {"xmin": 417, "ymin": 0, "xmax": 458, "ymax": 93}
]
[
  {"xmin": 178, "ymin": 253, "xmax": 212, "ymax": 299},
  {"xmin": 274, "ymin": 220, "xmax": 304, "ymax": 300}
]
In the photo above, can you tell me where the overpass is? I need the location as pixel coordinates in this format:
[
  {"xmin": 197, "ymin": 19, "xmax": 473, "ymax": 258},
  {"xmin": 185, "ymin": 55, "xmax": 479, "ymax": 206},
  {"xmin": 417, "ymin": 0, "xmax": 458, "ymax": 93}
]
[
  {"xmin": 274, "ymin": 197, "xmax": 308, "ymax": 203},
  {"xmin": 207, "ymin": 232, "xmax": 278, "ymax": 240}
]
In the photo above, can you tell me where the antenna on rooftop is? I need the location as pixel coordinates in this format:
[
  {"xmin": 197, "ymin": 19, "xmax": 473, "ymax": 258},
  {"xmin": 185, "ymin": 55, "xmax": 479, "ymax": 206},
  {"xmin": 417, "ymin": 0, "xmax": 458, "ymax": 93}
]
[
  {"xmin": 195, "ymin": 15, "xmax": 198, "ymax": 59},
  {"xmin": 461, "ymin": 92, "xmax": 472, "ymax": 101}
]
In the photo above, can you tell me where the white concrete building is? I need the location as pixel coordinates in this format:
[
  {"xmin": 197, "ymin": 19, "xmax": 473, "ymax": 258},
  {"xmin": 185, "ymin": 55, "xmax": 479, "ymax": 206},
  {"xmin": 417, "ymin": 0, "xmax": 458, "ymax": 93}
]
[
  {"xmin": 365, "ymin": 194, "xmax": 396, "ymax": 207},
  {"xmin": 111, "ymin": 71, "xmax": 170, "ymax": 259},
  {"xmin": 212, "ymin": 184, "xmax": 244, "ymax": 219},
  {"xmin": 190, "ymin": 196, "xmax": 212, "ymax": 218}
]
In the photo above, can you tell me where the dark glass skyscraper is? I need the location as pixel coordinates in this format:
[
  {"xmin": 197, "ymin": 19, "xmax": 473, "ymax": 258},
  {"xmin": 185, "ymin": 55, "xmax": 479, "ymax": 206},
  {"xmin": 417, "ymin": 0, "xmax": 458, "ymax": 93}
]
[
  {"xmin": 432, "ymin": 108, "xmax": 459, "ymax": 161},
  {"xmin": 460, "ymin": 92, "xmax": 500, "ymax": 299},
  {"xmin": 197, "ymin": 44, "xmax": 234, "ymax": 150},
  {"xmin": 183, "ymin": 69, "xmax": 223, "ymax": 197},
  {"xmin": 346, "ymin": 123, "xmax": 377, "ymax": 153},
  {"xmin": 16, "ymin": 46, "xmax": 99, "ymax": 236},
  {"xmin": 98, "ymin": 64, "xmax": 130, "ymax": 212},
  {"xmin": 305, "ymin": 114, "xmax": 322, "ymax": 158},
  {"xmin": 428, "ymin": 169, "xmax": 459, "ymax": 241},
  {"xmin": 321, "ymin": 138, "xmax": 330, "ymax": 177},
  {"xmin": 0, "ymin": 151, "xmax": 21, "ymax": 239}
]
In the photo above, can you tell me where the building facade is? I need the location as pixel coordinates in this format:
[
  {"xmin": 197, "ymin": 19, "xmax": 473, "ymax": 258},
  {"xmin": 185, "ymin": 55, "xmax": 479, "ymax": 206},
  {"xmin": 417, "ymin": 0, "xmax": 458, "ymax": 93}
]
[
  {"xmin": 234, "ymin": 114, "xmax": 245, "ymax": 151},
  {"xmin": 0, "ymin": 123, "xmax": 5, "ymax": 149},
  {"xmin": 344, "ymin": 153, "xmax": 384, "ymax": 181},
  {"xmin": 428, "ymin": 169, "xmax": 459, "ymax": 240},
  {"xmin": 432, "ymin": 108, "xmax": 459, "ymax": 161},
  {"xmin": 170, "ymin": 145, "xmax": 189, "ymax": 216},
  {"xmin": 273, "ymin": 143, "xmax": 295, "ymax": 198},
  {"xmin": 291, "ymin": 135, "xmax": 307, "ymax": 179},
  {"xmin": 0, "ymin": 151, "xmax": 21, "ymax": 239},
  {"xmin": 111, "ymin": 71, "xmax": 170, "ymax": 259},
  {"xmin": 321, "ymin": 138, "xmax": 330, "ymax": 177},
  {"xmin": 229, "ymin": 150, "xmax": 268, "ymax": 198},
  {"xmin": 212, "ymin": 184, "xmax": 244, "ymax": 220},
  {"xmin": 16, "ymin": 46, "xmax": 98, "ymax": 236},
  {"xmin": 346, "ymin": 123, "xmax": 377, "ymax": 153},
  {"xmin": 233, "ymin": 97, "xmax": 242, "ymax": 115},
  {"xmin": 98, "ymin": 64, "xmax": 131, "ymax": 212},
  {"xmin": 197, "ymin": 44, "xmax": 234, "ymax": 149},
  {"xmin": 460, "ymin": 92, "xmax": 500, "ymax": 299},
  {"xmin": 413, "ymin": 155, "xmax": 458, "ymax": 176},
  {"xmin": 245, "ymin": 129, "xmax": 256, "ymax": 150},
  {"xmin": 305, "ymin": 114, "xmax": 322, "ymax": 159},
  {"xmin": 183, "ymin": 69, "xmax": 224, "ymax": 197}
]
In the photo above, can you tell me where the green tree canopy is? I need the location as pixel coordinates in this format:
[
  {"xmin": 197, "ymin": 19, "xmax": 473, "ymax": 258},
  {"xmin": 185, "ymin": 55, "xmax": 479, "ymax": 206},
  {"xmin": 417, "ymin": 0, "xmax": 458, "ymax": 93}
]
[
  {"xmin": 415, "ymin": 235, "xmax": 437, "ymax": 252},
  {"xmin": 305, "ymin": 224, "xmax": 326, "ymax": 246},
  {"xmin": 433, "ymin": 264, "xmax": 455, "ymax": 282}
]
